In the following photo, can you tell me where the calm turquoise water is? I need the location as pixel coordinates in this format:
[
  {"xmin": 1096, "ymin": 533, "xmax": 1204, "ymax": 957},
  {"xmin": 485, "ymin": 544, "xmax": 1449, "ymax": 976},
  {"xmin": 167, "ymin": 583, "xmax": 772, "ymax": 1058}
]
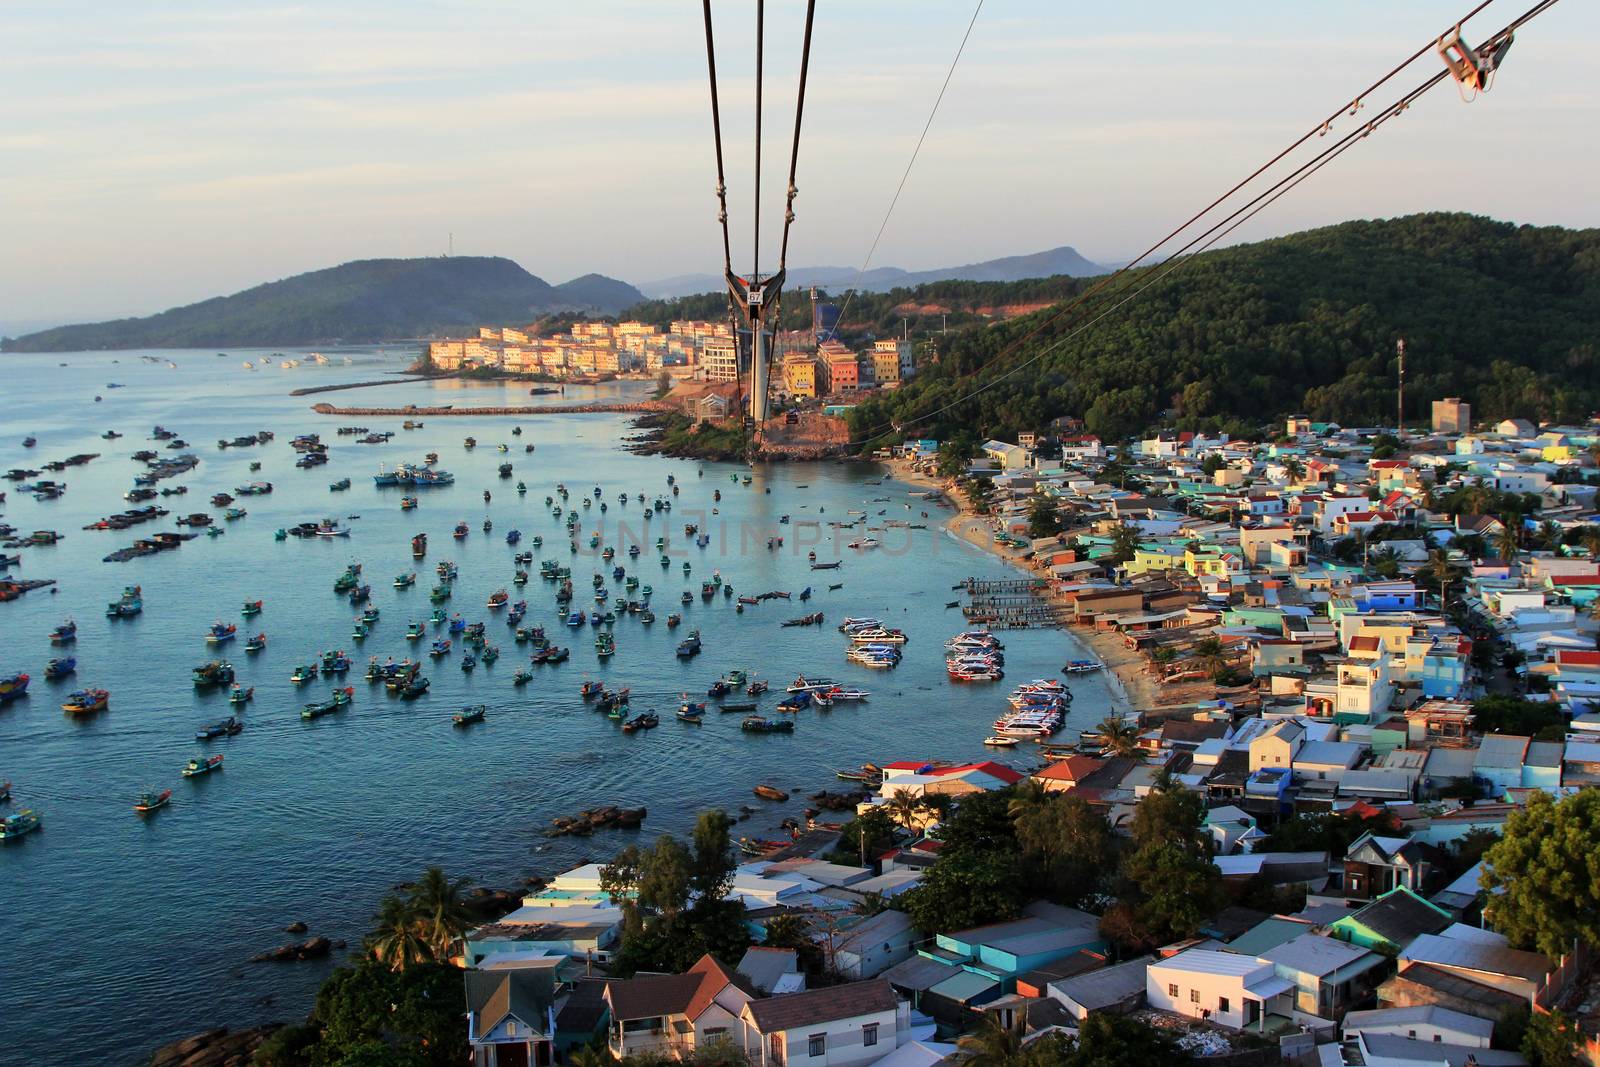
[{"xmin": 0, "ymin": 349, "xmax": 1115, "ymax": 1064}]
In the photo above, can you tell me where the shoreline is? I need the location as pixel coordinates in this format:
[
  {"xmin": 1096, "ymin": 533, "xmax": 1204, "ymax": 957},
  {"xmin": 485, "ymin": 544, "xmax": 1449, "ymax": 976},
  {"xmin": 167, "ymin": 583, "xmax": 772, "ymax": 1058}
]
[{"xmin": 882, "ymin": 457, "xmax": 1154, "ymax": 714}]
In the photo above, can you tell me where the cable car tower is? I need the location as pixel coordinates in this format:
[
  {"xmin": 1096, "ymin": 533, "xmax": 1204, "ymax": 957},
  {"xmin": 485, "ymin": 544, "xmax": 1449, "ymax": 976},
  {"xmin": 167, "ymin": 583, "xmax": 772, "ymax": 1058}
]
[{"xmin": 700, "ymin": 0, "xmax": 817, "ymax": 433}]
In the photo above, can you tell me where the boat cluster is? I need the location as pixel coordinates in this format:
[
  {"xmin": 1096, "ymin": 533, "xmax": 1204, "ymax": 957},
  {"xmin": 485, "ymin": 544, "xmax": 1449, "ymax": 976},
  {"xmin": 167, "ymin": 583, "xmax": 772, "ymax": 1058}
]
[
  {"xmin": 985, "ymin": 680, "xmax": 1073, "ymax": 747},
  {"xmin": 839, "ymin": 617, "xmax": 906, "ymax": 670},
  {"xmin": 946, "ymin": 628, "xmax": 1005, "ymax": 682}
]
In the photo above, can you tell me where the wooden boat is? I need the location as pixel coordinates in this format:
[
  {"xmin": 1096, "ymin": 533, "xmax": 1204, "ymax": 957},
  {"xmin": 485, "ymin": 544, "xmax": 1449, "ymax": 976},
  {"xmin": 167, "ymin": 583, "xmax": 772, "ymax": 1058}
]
[
  {"xmin": 228, "ymin": 685, "xmax": 253, "ymax": 705},
  {"xmin": 781, "ymin": 613, "xmax": 824, "ymax": 627},
  {"xmin": 622, "ymin": 711, "xmax": 659, "ymax": 732},
  {"xmin": 513, "ymin": 668, "xmax": 533, "ymax": 685},
  {"xmin": 741, "ymin": 716, "xmax": 794, "ymax": 734},
  {"xmin": 48, "ymin": 619, "xmax": 77, "ymax": 643},
  {"xmin": 206, "ymin": 621, "xmax": 237, "ymax": 644},
  {"xmin": 400, "ymin": 676, "xmax": 431, "ymax": 700},
  {"xmin": 61, "ymin": 687, "xmax": 109, "ymax": 714},
  {"xmin": 394, "ymin": 573, "xmax": 416, "ymax": 588},
  {"xmin": 287, "ymin": 664, "xmax": 317, "ymax": 685},
  {"xmin": 753, "ymin": 784, "xmax": 789, "ymax": 801},
  {"xmin": 133, "ymin": 789, "xmax": 171, "ymax": 814},
  {"xmin": 0, "ymin": 809, "xmax": 42, "ymax": 840},
  {"xmin": 675, "ymin": 630, "xmax": 702, "ymax": 658},
  {"xmin": 453, "ymin": 704, "xmax": 487, "ymax": 727},
  {"xmin": 718, "ymin": 700, "xmax": 757, "ymax": 713},
  {"xmin": 302, "ymin": 687, "xmax": 354, "ymax": 720},
  {"xmin": 241, "ymin": 600, "xmax": 263, "ymax": 617},
  {"xmin": 43, "ymin": 658, "xmax": 76, "ymax": 681},
  {"xmin": 182, "ymin": 754, "xmax": 224, "ymax": 777},
  {"xmin": 983, "ymin": 735, "xmax": 1019, "ymax": 747},
  {"xmin": 196, "ymin": 716, "xmax": 243, "ymax": 740},
  {"xmin": 676, "ymin": 708, "xmax": 704, "ymax": 724},
  {"xmin": 245, "ymin": 633, "xmax": 267, "ymax": 652}
]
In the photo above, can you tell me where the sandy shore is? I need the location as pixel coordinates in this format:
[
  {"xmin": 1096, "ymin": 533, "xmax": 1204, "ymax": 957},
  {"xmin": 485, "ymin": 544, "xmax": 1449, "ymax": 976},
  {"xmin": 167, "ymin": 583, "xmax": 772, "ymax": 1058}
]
[{"xmin": 883, "ymin": 457, "xmax": 1154, "ymax": 714}]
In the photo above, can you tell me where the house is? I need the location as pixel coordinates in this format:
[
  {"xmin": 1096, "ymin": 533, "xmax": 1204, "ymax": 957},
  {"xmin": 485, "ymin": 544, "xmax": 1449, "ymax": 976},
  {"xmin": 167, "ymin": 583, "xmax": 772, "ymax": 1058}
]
[
  {"xmin": 1343, "ymin": 1004, "xmax": 1495, "ymax": 1047},
  {"xmin": 1342, "ymin": 833, "xmax": 1442, "ymax": 904},
  {"xmin": 465, "ymin": 967, "xmax": 558, "ymax": 1067},
  {"xmin": 1326, "ymin": 1032, "xmax": 1527, "ymax": 1067},
  {"xmin": 1431, "ymin": 398, "xmax": 1471, "ymax": 434},
  {"xmin": 831, "ymin": 909, "xmax": 917, "ymax": 980},
  {"xmin": 604, "ymin": 954, "xmax": 758, "ymax": 1059},
  {"xmin": 1394, "ymin": 934, "xmax": 1557, "ymax": 1007},
  {"xmin": 740, "ymin": 947, "xmax": 806, "ymax": 995},
  {"xmin": 1257, "ymin": 933, "xmax": 1385, "ymax": 1020},
  {"xmin": 1145, "ymin": 949, "xmax": 1296, "ymax": 1032},
  {"xmin": 1046, "ymin": 957, "xmax": 1152, "ymax": 1021},
  {"xmin": 739, "ymin": 979, "xmax": 903, "ymax": 1067},
  {"xmin": 1328, "ymin": 887, "xmax": 1454, "ymax": 953},
  {"xmin": 927, "ymin": 901, "xmax": 1106, "ymax": 983},
  {"xmin": 1029, "ymin": 755, "xmax": 1105, "ymax": 793},
  {"xmin": 1495, "ymin": 418, "xmax": 1536, "ymax": 438}
]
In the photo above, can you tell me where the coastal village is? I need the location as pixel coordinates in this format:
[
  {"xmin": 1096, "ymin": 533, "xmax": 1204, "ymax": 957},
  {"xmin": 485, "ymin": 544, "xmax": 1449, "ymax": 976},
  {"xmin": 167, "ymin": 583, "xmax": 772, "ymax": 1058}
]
[{"xmin": 434, "ymin": 400, "xmax": 1600, "ymax": 1067}]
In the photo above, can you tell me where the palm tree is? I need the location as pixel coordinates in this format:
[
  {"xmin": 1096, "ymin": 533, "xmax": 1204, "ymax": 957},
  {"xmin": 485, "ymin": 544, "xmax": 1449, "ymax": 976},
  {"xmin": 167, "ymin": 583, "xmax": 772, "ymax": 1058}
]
[
  {"xmin": 566, "ymin": 1042, "xmax": 614, "ymax": 1067},
  {"xmin": 1109, "ymin": 523, "xmax": 1143, "ymax": 564},
  {"xmin": 1452, "ymin": 533, "xmax": 1487, "ymax": 562},
  {"xmin": 410, "ymin": 866, "xmax": 472, "ymax": 961},
  {"xmin": 1537, "ymin": 519, "xmax": 1563, "ymax": 551},
  {"xmin": 1096, "ymin": 714, "xmax": 1142, "ymax": 759},
  {"xmin": 1369, "ymin": 546, "xmax": 1401, "ymax": 579},
  {"xmin": 1493, "ymin": 519, "xmax": 1520, "ymax": 562},
  {"xmin": 885, "ymin": 788, "xmax": 926, "ymax": 833},
  {"xmin": 1424, "ymin": 548, "xmax": 1460, "ymax": 610},
  {"xmin": 1193, "ymin": 635, "xmax": 1226, "ymax": 677},
  {"xmin": 1006, "ymin": 779, "xmax": 1049, "ymax": 824},
  {"xmin": 367, "ymin": 892, "xmax": 432, "ymax": 972},
  {"xmin": 956, "ymin": 1014, "xmax": 1026, "ymax": 1067},
  {"xmin": 1582, "ymin": 525, "xmax": 1600, "ymax": 561},
  {"xmin": 1283, "ymin": 457, "xmax": 1306, "ymax": 483}
]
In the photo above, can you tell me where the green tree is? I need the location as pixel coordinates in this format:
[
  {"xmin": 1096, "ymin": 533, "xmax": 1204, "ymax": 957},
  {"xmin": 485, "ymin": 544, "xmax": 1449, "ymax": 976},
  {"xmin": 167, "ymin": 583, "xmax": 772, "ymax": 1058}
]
[
  {"xmin": 955, "ymin": 1015, "xmax": 1027, "ymax": 1067},
  {"xmin": 1027, "ymin": 496, "xmax": 1062, "ymax": 539},
  {"xmin": 1495, "ymin": 520, "xmax": 1522, "ymax": 562},
  {"xmin": 1108, "ymin": 523, "xmax": 1143, "ymax": 565},
  {"xmin": 1067, "ymin": 1012, "xmax": 1179, "ymax": 1067},
  {"xmin": 885, "ymin": 788, "xmax": 927, "ymax": 833},
  {"xmin": 1095, "ymin": 714, "xmax": 1143, "ymax": 759},
  {"xmin": 1522, "ymin": 1009, "xmax": 1584, "ymax": 1067},
  {"xmin": 936, "ymin": 436, "xmax": 979, "ymax": 479},
  {"xmin": 1423, "ymin": 548, "xmax": 1462, "ymax": 608},
  {"xmin": 1012, "ymin": 792, "xmax": 1114, "ymax": 909},
  {"xmin": 409, "ymin": 867, "xmax": 471, "ymax": 962},
  {"xmin": 311, "ymin": 960, "xmax": 467, "ymax": 1067},
  {"xmin": 366, "ymin": 892, "xmax": 433, "ymax": 972},
  {"xmin": 1482, "ymin": 790, "xmax": 1600, "ymax": 957},
  {"xmin": 1471, "ymin": 694, "xmax": 1565, "ymax": 738},
  {"xmin": 904, "ymin": 851, "xmax": 1026, "ymax": 938}
]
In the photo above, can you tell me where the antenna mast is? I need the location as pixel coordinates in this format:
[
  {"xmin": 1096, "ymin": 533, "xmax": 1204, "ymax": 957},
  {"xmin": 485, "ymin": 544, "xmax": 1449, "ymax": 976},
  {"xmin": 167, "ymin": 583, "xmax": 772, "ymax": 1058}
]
[{"xmin": 1396, "ymin": 338, "xmax": 1406, "ymax": 441}]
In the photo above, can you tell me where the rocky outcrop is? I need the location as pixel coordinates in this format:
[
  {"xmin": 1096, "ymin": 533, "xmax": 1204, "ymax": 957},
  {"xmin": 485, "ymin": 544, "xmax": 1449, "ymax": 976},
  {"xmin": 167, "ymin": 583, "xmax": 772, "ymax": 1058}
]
[
  {"xmin": 148, "ymin": 1025, "xmax": 280, "ymax": 1067},
  {"xmin": 250, "ymin": 935, "xmax": 332, "ymax": 963},
  {"xmin": 547, "ymin": 805, "xmax": 647, "ymax": 836}
]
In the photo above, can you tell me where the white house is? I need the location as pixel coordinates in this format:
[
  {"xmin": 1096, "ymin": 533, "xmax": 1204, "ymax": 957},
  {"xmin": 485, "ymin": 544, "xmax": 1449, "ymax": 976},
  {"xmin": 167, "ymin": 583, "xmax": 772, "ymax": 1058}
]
[
  {"xmin": 831, "ymin": 909, "xmax": 918, "ymax": 980},
  {"xmin": 739, "ymin": 979, "xmax": 905, "ymax": 1067},
  {"xmin": 605, "ymin": 954, "xmax": 757, "ymax": 1059},
  {"xmin": 1342, "ymin": 1005, "xmax": 1494, "ymax": 1048},
  {"xmin": 1145, "ymin": 949, "xmax": 1296, "ymax": 1032}
]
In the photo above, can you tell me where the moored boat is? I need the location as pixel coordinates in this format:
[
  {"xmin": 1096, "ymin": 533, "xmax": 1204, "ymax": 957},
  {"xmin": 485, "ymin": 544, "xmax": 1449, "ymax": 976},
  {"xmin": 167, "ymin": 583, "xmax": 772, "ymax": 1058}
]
[
  {"xmin": 0, "ymin": 808, "xmax": 42, "ymax": 840},
  {"xmin": 2, "ymin": 673, "xmax": 34, "ymax": 703},
  {"xmin": 453, "ymin": 704, "xmax": 487, "ymax": 727},
  {"xmin": 62, "ymin": 687, "xmax": 110, "ymax": 714},
  {"xmin": 48, "ymin": 619, "xmax": 77, "ymax": 643},
  {"xmin": 182, "ymin": 754, "xmax": 224, "ymax": 777},
  {"xmin": 195, "ymin": 716, "xmax": 243, "ymax": 740},
  {"xmin": 133, "ymin": 789, "xmax": 172, "ymax": 814},
  {"xmin": 43, "ymin": 658, "xmax": 76, "ymax": 681}
]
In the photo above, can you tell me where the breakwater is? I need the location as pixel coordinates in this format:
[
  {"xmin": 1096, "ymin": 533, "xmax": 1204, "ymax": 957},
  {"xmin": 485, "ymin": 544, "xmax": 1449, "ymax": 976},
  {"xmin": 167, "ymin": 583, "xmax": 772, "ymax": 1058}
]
[{"xmin": 309, "ymin": 401, "xmax": 663, "ymax": 417}]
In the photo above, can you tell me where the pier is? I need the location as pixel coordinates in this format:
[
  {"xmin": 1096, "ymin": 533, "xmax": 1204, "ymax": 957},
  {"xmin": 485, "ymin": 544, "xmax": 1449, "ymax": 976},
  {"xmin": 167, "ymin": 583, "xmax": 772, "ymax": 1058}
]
[
  {"xmin": 958, "ymin": 576, "xmax": 1071, "ymax": 628},
  {"xmin": 309, "ymin": 401, "xmax": 664, "ymax": 418},
  {"xmin": 288, "ymin": 376, "xmax": 440, "ymax": 397}
]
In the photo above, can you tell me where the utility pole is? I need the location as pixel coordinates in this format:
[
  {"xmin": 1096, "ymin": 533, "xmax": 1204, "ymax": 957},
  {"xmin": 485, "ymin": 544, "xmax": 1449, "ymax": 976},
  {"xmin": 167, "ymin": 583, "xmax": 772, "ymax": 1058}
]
[{"xmin": 1396, "ymin": 338, "xmax": 1406, "ymax": 441}]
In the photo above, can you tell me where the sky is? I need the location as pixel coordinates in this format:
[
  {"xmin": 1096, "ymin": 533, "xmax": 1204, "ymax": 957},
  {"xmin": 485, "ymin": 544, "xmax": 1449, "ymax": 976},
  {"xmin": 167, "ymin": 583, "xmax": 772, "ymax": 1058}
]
[{"xmin": 2, "ymin": 0, "xmax": 1596, "ymax": 329}]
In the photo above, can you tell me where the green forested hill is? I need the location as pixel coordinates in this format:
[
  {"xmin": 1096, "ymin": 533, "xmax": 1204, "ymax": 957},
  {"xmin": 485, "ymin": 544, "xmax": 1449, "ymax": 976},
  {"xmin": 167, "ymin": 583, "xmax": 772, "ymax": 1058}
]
[
  {"xmin": 843, "ymin": 213, "xmax": 1600, "ymax": 444},
  {"xmin": 2, "ymin": 257, "xmax": 641, "ymax": 352}
]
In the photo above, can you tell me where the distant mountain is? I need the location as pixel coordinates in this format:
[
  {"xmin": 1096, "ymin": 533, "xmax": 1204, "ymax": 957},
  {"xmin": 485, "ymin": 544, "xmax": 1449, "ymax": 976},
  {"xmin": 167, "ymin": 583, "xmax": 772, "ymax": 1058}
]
[
  {"xmin": 1, "ymin": 257, "xmax": 640, "ymax": 352},
  {"xmin": 554, "ymin": 273, "xmax": 646, "ymax": 313},
  {"xmin": 634, "ymin": 245, "xmax": 1111, "ymax": 299}
]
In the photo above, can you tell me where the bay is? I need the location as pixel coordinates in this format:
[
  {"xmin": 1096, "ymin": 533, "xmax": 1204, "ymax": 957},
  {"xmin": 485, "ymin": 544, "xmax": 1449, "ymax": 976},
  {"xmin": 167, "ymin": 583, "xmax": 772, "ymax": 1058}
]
[{"xmin": 0, "ymin": 348, "xmax": 1117, "ymax": 1064}]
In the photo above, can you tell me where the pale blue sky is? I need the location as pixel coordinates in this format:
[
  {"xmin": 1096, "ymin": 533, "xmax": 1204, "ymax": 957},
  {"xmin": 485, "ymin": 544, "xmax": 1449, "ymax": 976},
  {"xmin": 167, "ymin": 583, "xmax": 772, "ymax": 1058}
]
[{"xmin": 2, "ymin": 0, "xmax": 1594, "ymax": 326}]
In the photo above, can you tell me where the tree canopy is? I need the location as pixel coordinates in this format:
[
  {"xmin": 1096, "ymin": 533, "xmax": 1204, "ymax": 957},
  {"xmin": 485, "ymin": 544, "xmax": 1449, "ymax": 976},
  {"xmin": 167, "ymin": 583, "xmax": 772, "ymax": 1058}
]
[{"xmin": 1482, "ymin": 789, "xmax": 1600, "ymax": 958}]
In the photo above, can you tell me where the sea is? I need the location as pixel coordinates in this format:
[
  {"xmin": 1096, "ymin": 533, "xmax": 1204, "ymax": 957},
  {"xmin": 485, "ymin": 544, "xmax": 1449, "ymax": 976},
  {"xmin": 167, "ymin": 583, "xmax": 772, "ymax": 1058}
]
[{"xmin": 0, "ymin": 348, "xmax": 1118, "ymax": 1064}]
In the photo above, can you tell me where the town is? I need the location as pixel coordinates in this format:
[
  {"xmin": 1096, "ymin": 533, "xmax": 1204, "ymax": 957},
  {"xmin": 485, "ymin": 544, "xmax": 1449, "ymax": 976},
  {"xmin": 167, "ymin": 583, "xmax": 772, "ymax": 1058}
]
[{"xmin": 364, "ymin": 399, "xmax": 1600, "ymax": 1067}]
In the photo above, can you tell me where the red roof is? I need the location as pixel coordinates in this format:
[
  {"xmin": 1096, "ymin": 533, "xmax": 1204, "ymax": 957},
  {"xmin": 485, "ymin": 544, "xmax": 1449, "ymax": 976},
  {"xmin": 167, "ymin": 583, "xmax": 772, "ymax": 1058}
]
[
  {"xmin": 1551, "ymin": 575, "xmax": 1600, "ymax": 586},
  {"xmin": 1369, "ymin": 460, "xmax": 1409, "ymax": 469},
  {"xmin": 1557, "ymin": 650, "xmax": 1600, "ymax": 668},
  {"xmin": 1031, "ymin": 756, "xmax": 1103, "ymax": 782},
  {"xmin": 932, "ymin": 760, "xmax": 1023, "ymax": 784}
]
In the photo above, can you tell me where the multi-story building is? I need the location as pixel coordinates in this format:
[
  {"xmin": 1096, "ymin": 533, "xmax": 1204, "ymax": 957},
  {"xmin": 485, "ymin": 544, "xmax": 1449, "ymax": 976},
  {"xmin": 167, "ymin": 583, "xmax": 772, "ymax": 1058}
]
[
  {"xmin": 781, "ymin": 354, "xmax": 817, "ymax": 398},
  {"xmin": 871, "ymin": 339, "xmax": 911, "ymax": 385},
  {"xmin": 703, "ymin": 338, "xmax": 741, "ymax": 383},
  {"xmin": 816, "ymin": 341, "xmax": 858, "ymax": 395},
  {"xmin": 1431, "ymin": 397, "xmax": 1471, "ymax": 433}
]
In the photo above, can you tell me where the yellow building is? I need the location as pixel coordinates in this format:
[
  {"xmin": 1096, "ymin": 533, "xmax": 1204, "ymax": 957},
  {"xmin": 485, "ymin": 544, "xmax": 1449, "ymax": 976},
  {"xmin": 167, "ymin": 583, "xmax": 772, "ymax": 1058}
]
[
  {"xmin": 1184, "ymin": 546, "xmax": 1245, "ymax": 578},
  {"xmin": 782, "ymin": 354, "xmax": 817, "ymax": 398},
  {"xmin": 1127, "ymin": 544, "xmax": 1184, "ymax": 575},
  {"xmin": 702, "ymin": 338, "xmax": 740, "ymax": 382}
]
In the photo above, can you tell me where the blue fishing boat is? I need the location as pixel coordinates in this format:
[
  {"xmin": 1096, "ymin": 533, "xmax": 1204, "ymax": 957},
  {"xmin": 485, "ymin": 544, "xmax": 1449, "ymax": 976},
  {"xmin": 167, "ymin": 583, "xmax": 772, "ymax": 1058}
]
[
  {"xmin": 453, "ymin": 704, "xmax": 486, "ymax": 726},
  {"xmin": 675, "ymin": 630, "xmax": 702, "ymax": 658},
  {"xmin": 48, "ymin": 619, "xmax": 77, "ymax": 644},
  {"xmin": 0, "ymin": 809, "xmax": 42, "ymax": 840},
  {"xmin": 460, "ymin": 654, "xmax": 476, "ymax": 672},
  {"xmin": 505, "ymin": 529, "xmax": 521, "ymax": 545},
  {"xmin": 206, "ymin": 621, "xmax": 237, "ymax": 644},
  {"xmin": 429, "ymin": 639, "xmax": 451, "ymax": 657},
  {"xmin": 182, "ymin": 754, "xmax": 224, "ymax": 777},
  {"xmin": 43, "ymin": 658, "xmax": 75, "ymax": 681},
  {"xmin": 195, "ymin": 716, "xmax": 242, "ymax": 740}
]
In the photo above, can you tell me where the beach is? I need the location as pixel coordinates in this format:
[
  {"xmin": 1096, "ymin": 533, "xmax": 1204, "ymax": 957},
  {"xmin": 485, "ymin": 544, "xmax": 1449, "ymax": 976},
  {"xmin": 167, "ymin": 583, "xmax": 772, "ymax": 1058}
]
[{"xmin": 884, "ymin": 456, "xmax": 1158, "ymax": 714}]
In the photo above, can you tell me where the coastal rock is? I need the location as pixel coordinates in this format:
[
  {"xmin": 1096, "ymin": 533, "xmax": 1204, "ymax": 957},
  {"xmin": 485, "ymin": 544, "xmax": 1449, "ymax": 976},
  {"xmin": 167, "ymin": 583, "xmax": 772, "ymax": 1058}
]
[
  {"xmin": 250, "ymin": 935, "xmax": 331, "ymax": 963},
  {"xmin": 284, "ymin": 921, "xmax": 307, "ymax": 934},
  {"xmin": 463, "ymin": 888, "xmax": 522, "ymax": 921},
  {"xmin": 149, "ymin": 1025, "xmax": 280, "ymax": 1067}
]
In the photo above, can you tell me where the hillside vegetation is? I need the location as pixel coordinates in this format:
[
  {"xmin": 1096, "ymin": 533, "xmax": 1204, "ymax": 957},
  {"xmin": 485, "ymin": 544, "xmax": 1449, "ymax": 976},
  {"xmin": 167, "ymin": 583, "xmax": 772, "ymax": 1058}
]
[
  {"xmin": 2, "ymin": 257, "xmax": 644, "ymax": 352},
  {"xmin": 843, "ymin": 213, "xmax": 1600, "ymax": 444}
]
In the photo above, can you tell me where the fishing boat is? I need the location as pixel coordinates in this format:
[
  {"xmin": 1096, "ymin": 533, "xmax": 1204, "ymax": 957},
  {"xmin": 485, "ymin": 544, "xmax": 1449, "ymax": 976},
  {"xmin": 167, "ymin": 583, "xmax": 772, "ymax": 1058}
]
[
  {"xmin": 412, "ymin": 533, "xmax": 427, "ymax": 557},
  {"xmin": 400, "ymin": 676, "xmax": 431, "ymax": 700},
  {"xmin": 348, "ymin": 584, "xmax": 371, "ymax": 605},
  {"xmin": 545, "ymin": 647, "xmax": 569, "ymax": 664},
  {"xmin": 580, "ymin": 680, "xmax": 605, "ymax": 700},
  {"xmin": 741, "ymin": 716, "xmax": 794, "ymax": 734},
  {"xmin": 676, "ymin": 707, "xmax": 704, "ymax": 724},
  {"xmin": 675, "ymin": 630, "xmax": 702, "ymax": 658},
  {"xmin": 329, "ymin": 477, "xmax": 352, "ymax": 492},
  {"xmin": 429, "ymin": 639, "xmax": 451, "ymax": 657},
  {"xmin": 595, "ymin": 632, "xmax": 615, "ymax": 657},
  {"xmin": 718, "ymin": 700, "xmax": 757, "ymax": 713},
  {"xmin": 486, "ymin": 588, "xmax": 509, "ymax": 609},
  {"xmin": 192, "ymin": 661, "xmax": 234, "ymax": 687},
  {"xmin": 241, "ymin": 600, "xmax": 263, "ymax": 617},
  {"xmin": 621, "ymin": 711, "xmax": 659, "ymax": 733},
  {"xmin": 106, "ymin": 586, "xmax": 143, "ymax": 617},
  {"xmin": 206, "ymin": 621, "xmax": 237, "ymax": 644},
  {"xmin": 830, "ymin": 687, "xmax": 870, "ymax": 702},
  {"xmin": 302, "ymin": 687, "xmax": 354, "ymax": 719},
  {"xmin": 228, "ymin": 685, "xmax": 253, "ymax": 705},
  {"xmin": 786, "ymin": 676, "xmax": 837, "ymax": 693},
  {"xmin": 0, "ymin": 809, "xmax": 42, "ymax": 840},
  {"xmin": 753, "ymin": 784, "xmax": 789, "ymax": 801},
  {"xmin": 183, "ymin": 754, "xmax": 224, "ymax": 777},
  {"xmin": 747, "ymin": 679, "xmax": 769, "ymax": 695},
  {"xmin": 0, "ymin": 672, "xmax": 28, "ymax": 705},
  {"xmin": 835, "ymin": 764, "xmax": 883, "ymax": 784},
  {"xmin": 290, "ymin": 662, "xmax": 319, "ymax": 684},
  {"xmin": 782, "ymin": 613, "xmax": 825, "ymax": 627},
  {"xmin": 453, "ymin": 704, "xmax": 487, "ymax": 727},
  {"xmin": 48, "ymin": 619, "xmax": 77, "ymax": 643},
  {"xmin": 195, "ymin": 716, "xmax": 243, "ymax": 740},
  {"xmin": 459, "ymin": 653, "xmax": 476, "ymax": 672},
  {"xmin": 133, "ymin": 789, "xmax": 172, "ymax": 814},
  {"xmin": 776, "ymin": 694, "xmax": 810, "ymax": 713},
  {"xmin": 43, "ymin": 658, "xmax": 76, "ymax": 681},
  {"xmin": 245, "ymin": 633, "xmax": 267, "ymax": 652},
  {"xmin": 513, "ymin": 667, "xmax": 534, "ymax": 685},
  {"xmin": 453, "ymin": 521, "xmax": 469, "ymax": 540}
]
